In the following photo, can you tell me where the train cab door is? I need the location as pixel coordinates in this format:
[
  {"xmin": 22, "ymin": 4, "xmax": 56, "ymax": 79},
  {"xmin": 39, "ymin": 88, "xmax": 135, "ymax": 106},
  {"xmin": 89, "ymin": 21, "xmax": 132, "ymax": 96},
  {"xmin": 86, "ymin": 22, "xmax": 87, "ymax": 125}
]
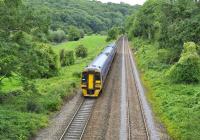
[{"xmin": 88, "ymin": 73, "xmax": 94, "ymax": 90}]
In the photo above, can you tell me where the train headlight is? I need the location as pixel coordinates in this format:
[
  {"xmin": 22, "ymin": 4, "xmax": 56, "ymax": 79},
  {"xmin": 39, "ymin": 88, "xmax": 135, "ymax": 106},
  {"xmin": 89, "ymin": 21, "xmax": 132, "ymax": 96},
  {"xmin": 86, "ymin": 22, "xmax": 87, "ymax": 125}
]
[{"xmin": 95, "ymin": 84, "xmax": 101, "ymax": 88}]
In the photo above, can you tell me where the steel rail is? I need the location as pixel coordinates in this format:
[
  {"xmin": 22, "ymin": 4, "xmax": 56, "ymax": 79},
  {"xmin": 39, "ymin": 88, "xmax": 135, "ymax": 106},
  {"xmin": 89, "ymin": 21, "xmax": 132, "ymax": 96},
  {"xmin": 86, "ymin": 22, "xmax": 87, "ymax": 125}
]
[
  {"xmin": 123, "ymin": 36, "xmax": 132, "ymax": 140},
  {"xmin": 127, "ymin": 39, "xmax": 150, "ymax": 140},
  {"xmin": 59, "ymin": 98, "xmax": 95, "ymax": 140}
]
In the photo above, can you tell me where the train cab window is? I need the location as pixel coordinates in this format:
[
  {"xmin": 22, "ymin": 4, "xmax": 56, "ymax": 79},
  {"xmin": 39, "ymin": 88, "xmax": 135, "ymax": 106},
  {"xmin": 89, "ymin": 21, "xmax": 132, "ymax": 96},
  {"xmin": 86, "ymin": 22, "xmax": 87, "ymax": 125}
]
[
  {"xmin": 95, "ymin": 72, "xmax": 101, "ymax": 81},
  {"xmin": 82, "ymin": 72, "xmax": 87, "ymax": 83}
]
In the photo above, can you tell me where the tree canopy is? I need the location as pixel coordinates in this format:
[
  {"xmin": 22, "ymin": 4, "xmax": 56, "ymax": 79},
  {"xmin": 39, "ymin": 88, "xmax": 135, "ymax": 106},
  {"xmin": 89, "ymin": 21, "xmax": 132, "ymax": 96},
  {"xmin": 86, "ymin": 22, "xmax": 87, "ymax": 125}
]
[
  {"xmin": 26, "ymin": 0, "xmax": 139, "ymax": 34},
  {"xmin": 127, "ymin": 0, "xmax": 200, "ymax": 51}
]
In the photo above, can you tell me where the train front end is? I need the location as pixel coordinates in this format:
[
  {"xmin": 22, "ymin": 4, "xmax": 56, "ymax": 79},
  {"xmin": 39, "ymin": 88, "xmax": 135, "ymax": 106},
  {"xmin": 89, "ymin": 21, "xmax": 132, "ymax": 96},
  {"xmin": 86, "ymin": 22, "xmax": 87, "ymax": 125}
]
[{"xmin": 81, "ymin": 70, "xmax": 102, "ymax": 97}]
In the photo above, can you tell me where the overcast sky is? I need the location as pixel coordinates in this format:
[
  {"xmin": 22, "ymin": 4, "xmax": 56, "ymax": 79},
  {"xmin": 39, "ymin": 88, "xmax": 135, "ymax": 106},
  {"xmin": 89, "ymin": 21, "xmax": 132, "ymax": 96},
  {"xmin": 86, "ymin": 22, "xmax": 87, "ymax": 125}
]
[{"xmin": 98, "ymin": 0, "xmax": 146, "ymax": 5}]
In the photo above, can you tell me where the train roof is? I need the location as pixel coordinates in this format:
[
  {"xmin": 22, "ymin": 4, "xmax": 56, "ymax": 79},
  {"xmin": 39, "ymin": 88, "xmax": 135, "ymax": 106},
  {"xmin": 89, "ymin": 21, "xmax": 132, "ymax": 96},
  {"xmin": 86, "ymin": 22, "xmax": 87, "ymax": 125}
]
[{"xmin": 84, "ymin": 43, "xmax": 116, "ymax": 72}]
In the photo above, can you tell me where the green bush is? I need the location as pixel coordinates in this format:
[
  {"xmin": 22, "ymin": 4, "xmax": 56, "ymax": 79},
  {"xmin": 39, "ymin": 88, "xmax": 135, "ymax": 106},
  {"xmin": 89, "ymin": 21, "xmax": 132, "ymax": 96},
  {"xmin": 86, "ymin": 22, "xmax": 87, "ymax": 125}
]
[
  {"xmin": 72, "ymin": 71, "xmax": 81, "ymax": 78},
  {"xmin": 168, "ymin": 42, "xmax": 200, "ymax": 83},
  {"xmin": 75, "ymin": 45, "xmax": 88, "ymax": 58},
  {"xmin": 59, "ymin": 49, "xmax": 65, "ymax": 67},
  {"xmin": 67, "ymin": 26, "xmax": 82, "ymax": 41},
  {"xmin": 0, "ymin": 110, "xmax": 48, "ymax": 140},
  {"xmin": 45, "ymin": 95, "xmax": 62, "ymax": 111},
  {"xmin": 48, "ymin": 29, "xmax": 66, "ymax": 43},
  {"xmin": 65, "ymin": 50, "xmax": 75, "ymax": 66},
  {"xmin": 0, "ymin": 42, "xmax": 20, "ymax": 80},
  {"xmin": 106, "ymin": 27, "xmax": 119, "ymax": 42},
  {"xmin": 26, "ymin": 99, "xmax": 42, "ymax": 113},
  {"xmin": 59, "ymin": 49, "xmax": 75, "ymax": 67}
]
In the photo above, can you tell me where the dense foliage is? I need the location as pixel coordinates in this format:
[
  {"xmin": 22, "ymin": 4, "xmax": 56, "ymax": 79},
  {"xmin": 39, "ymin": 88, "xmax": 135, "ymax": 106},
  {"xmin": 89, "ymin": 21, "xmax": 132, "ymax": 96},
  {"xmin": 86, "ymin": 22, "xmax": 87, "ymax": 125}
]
[
  {"xmin": 131, "ymin": 38, "xmax": 200, "ymax": 140},
  {"xmin": 59, "ymin": 49, "xmax": 75, "ymax": 67},
  {"xmin": 48, "ymin": 29, "xmax": 66, "ymax": 43},
  {"xmin": 68, "ymin": 26, "xmax": 84, "ymax": 41},
  {"xmin": 26, "ymin": 0, "xmax": 139, "ymax": 34},
  {"xmin": 127, "ymin": 0, "xmax": 200, "ymax": 53},
  {"xmin": 168, "ymin": 42, "xmax": 200, "ymax": 83},
  {"xmin": 127, "ymin": 0, "xmax": 200, "ymax": 81},
  {"xmin": 106, "ymin": 27, "xmax": 125, "ymax": 41},
  {"xmin": 75, "ymin": 45, "xmax": 88, "ymax": 58},
  {"xmin": 127, "ymin": 0, "xmax": 200, "ymax": 139},
  {"xmin": 0, "ymin": 0, "xmax": 59, "ymax": 81}
]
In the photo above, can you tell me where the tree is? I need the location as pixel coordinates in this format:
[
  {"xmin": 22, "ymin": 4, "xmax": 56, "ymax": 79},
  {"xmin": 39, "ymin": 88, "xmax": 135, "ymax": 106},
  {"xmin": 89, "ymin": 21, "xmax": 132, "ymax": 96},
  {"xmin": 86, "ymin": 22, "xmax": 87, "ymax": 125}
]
[
  {"xmin": 48, "ymin": 29, "xmax": 66, "ymax": 43},
  {"xmin": 106, "ymin": 27, "xmax": 119, "ymax": 42},
  {"xmin": 26, "ymin": 0, "xmax": 139, "ymax": 34},
  {"xmin": 75, "ymin": 45, "xmax": 88, "ymax": 58},
  {"xmin": 60, "ymin": 49, "xmax": 75, "ymax": 67},
  {"xmin": 20, "ymin": 43, "xmax": 59, "ymax": 79},
  {"xmin": 68, "ymin": 26, "xmax": 82, "ymax": 41},
  {"xmin": 0, "ymin": 43, "xmax": 19, "ymax": 82},
  {"xmin": 168, "ymin": 42, "xmax": 200, "ymax": 83}
]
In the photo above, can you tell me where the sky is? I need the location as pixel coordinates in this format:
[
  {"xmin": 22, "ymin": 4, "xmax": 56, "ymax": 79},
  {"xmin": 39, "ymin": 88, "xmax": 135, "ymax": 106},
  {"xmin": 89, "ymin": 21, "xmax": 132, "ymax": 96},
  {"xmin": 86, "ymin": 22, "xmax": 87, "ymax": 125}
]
[{"xmin": 98, "ymin": 0, "xmax": 146, "ymax": 5}]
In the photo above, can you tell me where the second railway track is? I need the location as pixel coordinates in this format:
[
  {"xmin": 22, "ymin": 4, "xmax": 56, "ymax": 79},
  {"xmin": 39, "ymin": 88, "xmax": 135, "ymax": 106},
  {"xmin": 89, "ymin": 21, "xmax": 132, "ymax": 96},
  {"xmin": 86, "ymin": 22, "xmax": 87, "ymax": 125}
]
[
  {"xmin": 59, "ymin": 98, "xmax": 96, "ymax": 140},
  {"xmin": 124, "ymin": 36, "xmax": 150, "ymax": 140}
]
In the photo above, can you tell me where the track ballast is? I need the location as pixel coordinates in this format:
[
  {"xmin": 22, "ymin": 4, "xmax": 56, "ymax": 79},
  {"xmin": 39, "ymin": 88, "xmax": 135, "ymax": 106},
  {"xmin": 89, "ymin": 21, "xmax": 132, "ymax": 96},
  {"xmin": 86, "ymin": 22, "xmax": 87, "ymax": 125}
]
[{"xmin": 59, "ymin": 99, "xmax": 95, "ymax": 140}]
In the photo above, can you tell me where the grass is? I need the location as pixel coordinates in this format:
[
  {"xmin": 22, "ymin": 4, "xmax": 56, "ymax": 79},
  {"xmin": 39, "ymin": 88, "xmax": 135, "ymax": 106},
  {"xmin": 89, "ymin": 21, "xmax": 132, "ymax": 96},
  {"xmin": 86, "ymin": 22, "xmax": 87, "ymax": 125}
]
[
  {"xmin": 130, "ymin": 38, "xmax": 200, "ymax": 140},
  {"xmin": 0, "ymin": 35, "xmax": 109, "ymax": 140}
]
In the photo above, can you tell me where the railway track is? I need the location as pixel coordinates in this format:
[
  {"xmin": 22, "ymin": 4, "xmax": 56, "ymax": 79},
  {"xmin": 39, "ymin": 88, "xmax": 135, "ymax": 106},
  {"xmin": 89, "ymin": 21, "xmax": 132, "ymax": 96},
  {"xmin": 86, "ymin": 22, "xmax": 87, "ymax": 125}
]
[
  {"xmin": 59, "ymin": 98, "xmax": 95, "ymax": 140},
  {"xmin": 124, "ymin": 36, "xmax": 150, "ymax": 140}
]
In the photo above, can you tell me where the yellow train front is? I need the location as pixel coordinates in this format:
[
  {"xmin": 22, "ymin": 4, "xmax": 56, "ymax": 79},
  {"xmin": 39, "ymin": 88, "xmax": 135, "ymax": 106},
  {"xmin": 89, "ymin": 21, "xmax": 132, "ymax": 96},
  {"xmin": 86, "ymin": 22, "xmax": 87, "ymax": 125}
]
[{"xmin": 81, "ymin": 43, "xmax": 117, "ymax": 97}]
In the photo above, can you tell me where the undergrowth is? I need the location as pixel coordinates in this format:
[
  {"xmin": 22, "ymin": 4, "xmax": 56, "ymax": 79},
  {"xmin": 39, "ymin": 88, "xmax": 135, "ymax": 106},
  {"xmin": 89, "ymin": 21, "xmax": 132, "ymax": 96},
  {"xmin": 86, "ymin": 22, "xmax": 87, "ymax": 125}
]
[
  {"xmin": 131, "ymin": 38, "xmax": 200, "ymax": 140},
  {"xmin": 0, "ymin": 35, "xmax": 108, "ymax": 139}
]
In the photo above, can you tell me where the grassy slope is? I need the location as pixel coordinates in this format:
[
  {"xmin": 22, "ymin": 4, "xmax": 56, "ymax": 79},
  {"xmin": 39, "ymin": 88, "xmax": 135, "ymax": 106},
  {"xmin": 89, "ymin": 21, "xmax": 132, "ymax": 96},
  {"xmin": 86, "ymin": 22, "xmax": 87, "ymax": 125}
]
[
  {"xmin": 0, "ymin": 35, "xmax": 108, "ymax": 140},
  {"xmin": 130, "ymin": 38, "xmax": 200, "ymax": 140}
]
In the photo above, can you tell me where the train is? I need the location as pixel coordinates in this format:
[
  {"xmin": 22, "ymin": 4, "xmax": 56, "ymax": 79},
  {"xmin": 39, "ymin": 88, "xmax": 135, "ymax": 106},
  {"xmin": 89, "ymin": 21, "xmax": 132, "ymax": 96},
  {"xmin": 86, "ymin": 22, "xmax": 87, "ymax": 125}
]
[{"xmin": 81, "ymin": 43, "xmax": 118, "ymax": 97}]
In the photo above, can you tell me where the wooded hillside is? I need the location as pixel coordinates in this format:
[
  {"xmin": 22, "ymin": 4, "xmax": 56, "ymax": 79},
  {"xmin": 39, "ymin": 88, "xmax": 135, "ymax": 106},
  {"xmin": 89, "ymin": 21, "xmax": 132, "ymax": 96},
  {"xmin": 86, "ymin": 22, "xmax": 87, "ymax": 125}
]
[{"xmin": 26, "ymin": 0, "xmax": 139, "ymax": 34}]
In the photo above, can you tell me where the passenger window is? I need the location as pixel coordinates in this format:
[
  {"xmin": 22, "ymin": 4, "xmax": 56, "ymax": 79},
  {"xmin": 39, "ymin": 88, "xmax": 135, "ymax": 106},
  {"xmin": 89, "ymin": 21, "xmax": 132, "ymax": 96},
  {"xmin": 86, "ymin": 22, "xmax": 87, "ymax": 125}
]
[{"xmin": 82, "ymin": 72, "xmax": 87, "ymax": 83}]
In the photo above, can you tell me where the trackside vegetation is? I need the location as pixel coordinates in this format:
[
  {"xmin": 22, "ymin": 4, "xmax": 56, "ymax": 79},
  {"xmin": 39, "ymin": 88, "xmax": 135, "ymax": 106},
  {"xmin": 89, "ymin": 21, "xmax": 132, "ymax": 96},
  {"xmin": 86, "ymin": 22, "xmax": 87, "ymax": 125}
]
[
  {"xmin": 127, "ymin": 0, "xmax": 200, "ymax": 139},
  {"xmin": 0, "ymin": 35, "xmax": 108, "ymax": 139}
]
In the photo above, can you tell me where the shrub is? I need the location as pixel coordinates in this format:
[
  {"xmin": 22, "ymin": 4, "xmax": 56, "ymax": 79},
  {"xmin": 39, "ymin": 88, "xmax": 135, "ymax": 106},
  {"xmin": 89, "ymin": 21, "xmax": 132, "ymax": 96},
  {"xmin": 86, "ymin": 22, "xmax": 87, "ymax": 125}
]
[
  {"xmin": 70, "ymin": 82, "xmax": 76, "ymax": 88},
  {"xmin": 106, "ymin": 27, "xmax": 119, "ymax": 42},
  {"xmin": 48, "ymin": 29, "xmax": 66, "ymax": 43},
  {"xmin": 59, "ymin": 49, "xmax": 75, "ymax": 67},
  {"xmin": 65, "ymin": 50, "xmax": 75, "ymax": 66},
  {"xmin": 168, "ymin": 42, "xmax": 200, "ymax": 83},
  {"xmin": 26, "ymin": 99, "xmax": 42, "ymax": 113},
  {"xmin": 75, "ymin": 45, "xmax": 88, "ymax": 58},
  {"xmin": 59, "ymin": 49, "xmax": 65, "ymax": 67},
  {"xmin": 68, "ymin": 26, "xmax": 82, "ymax": 41},
  {"xmin": 72, "ymin": 71, "xmax": 81, "ymax": 78},
  {"xmin": 45, "ymin": 95, "xmax": 61, "ymax": 111}
]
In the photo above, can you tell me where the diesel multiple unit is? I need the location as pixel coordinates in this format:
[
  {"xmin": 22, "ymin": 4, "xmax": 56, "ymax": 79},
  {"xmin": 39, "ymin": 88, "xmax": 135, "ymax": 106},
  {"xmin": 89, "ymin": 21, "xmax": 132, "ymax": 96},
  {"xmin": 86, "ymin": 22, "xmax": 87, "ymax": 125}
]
[{"xmin": 81, "ymin": 43, "xmax": 117, "ymax": 97}]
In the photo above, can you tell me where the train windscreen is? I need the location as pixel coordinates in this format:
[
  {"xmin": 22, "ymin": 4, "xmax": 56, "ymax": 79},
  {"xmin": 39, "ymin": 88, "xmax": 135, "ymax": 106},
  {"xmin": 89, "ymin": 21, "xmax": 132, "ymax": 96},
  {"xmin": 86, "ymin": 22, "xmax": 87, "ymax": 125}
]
[
  {"xmin": 95, "ymin": 72, "xmax": 101, "ymax": 81},
  {"xmin": 82, "ymin": 72, "xmax": 87, "ymax": 84}
]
